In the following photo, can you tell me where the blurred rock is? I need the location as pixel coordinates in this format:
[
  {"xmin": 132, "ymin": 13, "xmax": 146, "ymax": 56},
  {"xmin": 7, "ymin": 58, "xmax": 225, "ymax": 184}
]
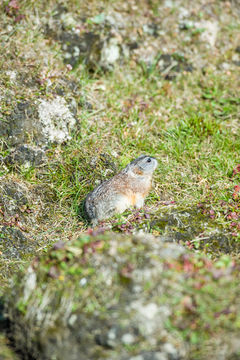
[
  {"xmin": 195, "ymin": 20, "xmax": 218, "ymax": 47},
  {"xmin": 179, "ymin": 20, "xmax": 194, "ymax": 30},
  {"xmin": 5, "ymin": 232, "xmax": 240, "ymax": 359},
  {"xmin": 0, "ymin": 178, "xmax": 45, "ymax": 262},
  {"xmin": 46, "ymin": 8, "xmax": 131, "ymax": 71},
  {"xmin": 232, "ymin": 53, "xmax": 240, "ymax": 66},
  {"xmin": 5, "ymin": 233, "xmax": 186, "ymax": 360},
  {"xmin": 143, "ymin": 23, "xmax": 159, "ymax": 37},
  {"xmin": 59, "ymin": 31, "xmax": 100, "ymax": 67},
  {"xmin": 98, "ymin": 37, "xmax": 123, "ymax": 70},
  {"xmin": 57, "ymin": 30, "xmax": 128, "ymax": 70},
  {"xmin": 157, "ymin": 53, "xmax": 194, "ymax": 79},
  {"xmin": 6, "ymin": 70, "xmax": 17, "ymax": 84}
]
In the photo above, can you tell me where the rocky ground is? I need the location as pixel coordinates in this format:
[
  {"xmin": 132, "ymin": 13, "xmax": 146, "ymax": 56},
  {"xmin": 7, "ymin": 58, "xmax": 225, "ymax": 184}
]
[{"xmin": 0, "ymin": 0, "xmax": 240, "ymax": 359}]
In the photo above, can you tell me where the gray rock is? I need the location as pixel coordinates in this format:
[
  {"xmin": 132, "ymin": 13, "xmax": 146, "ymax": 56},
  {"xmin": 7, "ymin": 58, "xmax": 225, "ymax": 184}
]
[
  {"xmin": 46, "ymin": 11, "xmax": 130, "ymax": 71},
  {"xmin": 5, "ymin": 230, "xmax": 240, "ymax": 359},
  {"xmin": 37, "ymin": 96, "xmax": 77, "ymax": 144},
  {"xmin": 232, "ymin": 53, "xmax": 240, "ymax": 66},
  {"xmin": 148, "ymin": 208, "xmax": 237, "ymax": 253},
  {"xmin": 157, "ymin": 53, "xmax": 193, "ymax": 80},
  {"xmin": 58, "ymin": 31, "xmax": 100, "ymax": 67},
  {"xmin": 99, "ymin": 37, "xmax": 122, "ymax": 70},
  {"xmin": 59, "ymin": 31, "xmax": 127, "ymax": 71},
  {"xmin": 0, "ymin": 226, "xmax": 37, "ymax": 259},
  {"xmin": 6, "ymin": 70, "xmax": 17, "ymax": 83},
  {"xmin": 142, "ymin": 23, "xmax": 159, "ymax": 37},
  {"xmin": 195, "ymin": 20, "xmax": 218, "ymax": 47},
  {"xmin": 4, "ymin": 96, "xmax": 77, "ymax": 145},
  {"xmin": 179, "ymin": 21, "xmax": 194, "ymax": 30},
  {"xmin": 129, "ymin": 352, "xmax": 168, "ymax": 360},
  {"xmin": 4, "ymin": 144, "xmax": 46, "ymax": 169},
  {"xmin": 3, "ymin": 101, "xmax": 36, "ymax": 144},
  {"xmin": 121, "ymin": 333, "xmax": 135, "ymax": 345},
  {"xmin": 0, "ymin": 179, "xmax": 29, "ymax": 217},
  {"xmin": 161, "ymin": 342, "xmax": 179, "ymax": 359}
]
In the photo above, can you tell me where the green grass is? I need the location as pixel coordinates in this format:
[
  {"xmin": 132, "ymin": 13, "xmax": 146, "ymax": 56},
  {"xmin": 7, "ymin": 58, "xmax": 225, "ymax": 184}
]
[
  {"xmin": 7, "ymin": 65, "xmax": 237, "ymax": 239},
  {"xmin": 1, "ymin": 0, "xmax": 240, "ymax": 358},
  {"xmin": 0, "ymin": 0, "xmax": 239, "ymax": 273},
  {"xmin": 34, "ymin": 67, "xmax": 240, "ymax": 219}
]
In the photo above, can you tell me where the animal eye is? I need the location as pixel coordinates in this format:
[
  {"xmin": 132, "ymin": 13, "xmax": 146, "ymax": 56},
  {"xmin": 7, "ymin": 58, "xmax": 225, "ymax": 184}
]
[{"xmin": 147, "ymin": 158, "xmax": 151, "ymax": 163}]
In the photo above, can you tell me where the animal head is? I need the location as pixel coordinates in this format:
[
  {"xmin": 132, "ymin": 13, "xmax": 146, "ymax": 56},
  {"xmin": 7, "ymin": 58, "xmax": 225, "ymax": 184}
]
[{"xmin": 126, "ymin": 155, "xmax": 158, "ymax": 176}]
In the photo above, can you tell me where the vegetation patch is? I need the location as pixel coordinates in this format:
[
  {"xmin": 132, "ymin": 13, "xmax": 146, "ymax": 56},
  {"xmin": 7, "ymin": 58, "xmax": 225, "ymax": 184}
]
[
  {"xmin": 0, "ymin": 0, "xmax": 240, "ymax": 358},
  {"xmin": 4, "ymin": 233, "xmax": 240, "ymax": 360}
]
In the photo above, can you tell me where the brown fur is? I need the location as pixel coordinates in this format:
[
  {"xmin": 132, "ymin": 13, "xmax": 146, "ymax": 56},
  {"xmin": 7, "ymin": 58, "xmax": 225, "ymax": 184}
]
[
  {"xmin": 84, "ymin": 155, "xmax": 158, "ymax": 225},
  {"xmin": 133, "ymin": 168, "xmax": 144, "ymax": 176}
]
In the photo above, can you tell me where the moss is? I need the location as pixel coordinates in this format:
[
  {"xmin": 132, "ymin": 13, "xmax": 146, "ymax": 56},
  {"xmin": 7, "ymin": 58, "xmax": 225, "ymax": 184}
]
[
  {"xmin": 111, "ymin": 206, "xmax": 238, "ymax": 257},
  {"xmin": 3, "ymin": 233, "xmax": 240, "ymax": 359}
]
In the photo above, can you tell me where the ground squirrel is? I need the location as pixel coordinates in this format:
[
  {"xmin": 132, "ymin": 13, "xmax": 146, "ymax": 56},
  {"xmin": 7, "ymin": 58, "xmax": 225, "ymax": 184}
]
[{"xmin": 84, "ymin": 155, "xmax": 158, "ymax": 226}]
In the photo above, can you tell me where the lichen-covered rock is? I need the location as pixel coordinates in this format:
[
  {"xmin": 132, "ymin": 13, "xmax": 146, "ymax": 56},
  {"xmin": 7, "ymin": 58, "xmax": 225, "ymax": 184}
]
[
  {"xmin": 0, "ymin": 179, "xmax": 29, "ymax": 217},
  {"xmin": 157, "ymin": 53, "xmax": 193, "ymax": 79},
  {"xmin": 4, "ymin": 144, "xmax": 46, "ymax": 169},
  {"xmin": 0, "ymin": 179, "xmax": 39, "ymax": 260},
  {"xmin": 5, "ymin": 233, "xmax": 186, "ymax": 360},
  {"xmin": 45, "ymin": 8, "xmax": 130, "ymax": 71},
  {"xmin": 98, "ymin": 36, "xmax": 129, "ymax": 71},
  {"xmin": 0, "ymin": 226, "xmax": 37, "ymax": 260},
  {"xmin": 4, "ymin": 233, "xmax": 240, "ymax": 360},
  {"xmin": 113, "ymin": 207, "xmax": 237, "ymax": 256},
  {"xmin": 0, "ymin": 176, "xmax": 53, "ymax": 245},
  {"xmin": 195, "ymin": 20, "xmax": 218, "ymax": 47},
  {"xmin": 4, "ymin": 96, "xmax": 77, "ymax": 146},
  {"xmin": 37, "ymin": 96, "xmax": 77, "ymax": 144},
  {"xmin": 54, "ymin": 29, "xmax": 127, "ymax": 70},
  {"xmin": 4, "ymin": 101, "xmax": 36, "ymax": 145},
  {"xmin": 58, "ymin": 31, "xmax": 100, "ymax": 67}
]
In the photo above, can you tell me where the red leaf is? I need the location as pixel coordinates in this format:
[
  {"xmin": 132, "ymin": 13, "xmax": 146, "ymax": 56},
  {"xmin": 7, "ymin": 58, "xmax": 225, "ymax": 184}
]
[
  {"xmin": 227, "ymin": 212, "xmax": 238, "ymax": 220},
  {"xmin": 233, "ymin": 165, "xmax": 240, "ymax": 176},
  {"xmin": 233, "ymin": 185, "xmax": 240, "ymax": 200},
  {"xmin": 14, "ymin": 14, "xmax": 25, "ymax": 23},
  {"xmin": 162, "ymin": 200, "xmax": 176, "ymax": 205},
  {"xmin": 8, "ymin": 0, "xmax": 19, "ymax": 9},
  {"xmin": 183, "ymin": 259, "xmax": 194, "ymax": 272},
  {"xmin": 234, "ymin": 185, "xmax": 240, "ymax": 192}
]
